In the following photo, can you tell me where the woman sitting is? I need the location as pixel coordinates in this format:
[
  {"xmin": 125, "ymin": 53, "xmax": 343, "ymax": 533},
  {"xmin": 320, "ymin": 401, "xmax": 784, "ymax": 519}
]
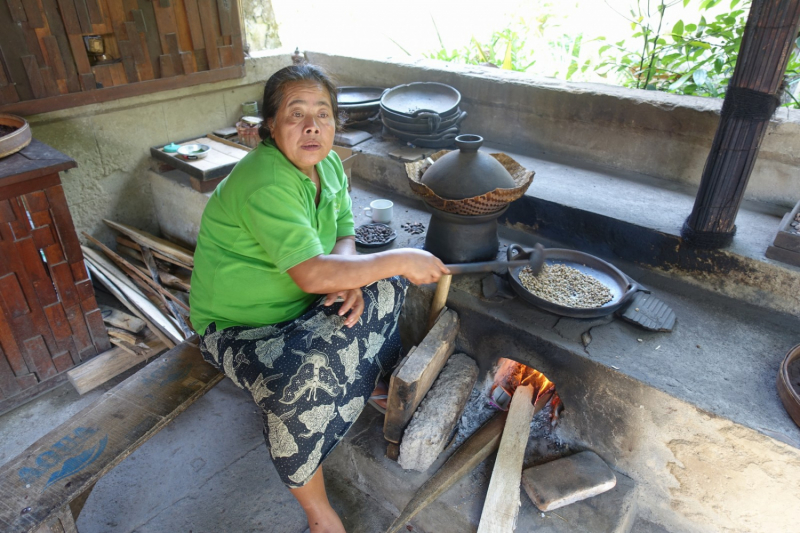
[{"xmin": 189, "ymin": 64, "xmax": 448, "ymax": 533}]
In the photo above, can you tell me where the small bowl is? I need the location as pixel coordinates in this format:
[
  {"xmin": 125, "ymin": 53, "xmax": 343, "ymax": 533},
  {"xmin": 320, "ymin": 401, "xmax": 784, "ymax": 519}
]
[{"xmin": 177, "ymin": 143, "xmax": 210, "ymax": 160}]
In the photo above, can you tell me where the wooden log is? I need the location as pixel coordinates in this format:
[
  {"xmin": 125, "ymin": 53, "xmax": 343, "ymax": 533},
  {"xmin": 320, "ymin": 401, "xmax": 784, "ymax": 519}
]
[
  {"xmin": 477, "ymin": 384, "xmax": 536, "ymax": 533},
  {"xmin": 66, "ymin": 333, "xmax": 164, "ymax": 394},
  {"xmin": 103, "ymin": 219, "xmax": 194, "ymax": 267},
  {"xmin": 98, "ymin": 304, "xmax": 145, "ymax": 333},
  {"xmin": 384, "ymin": 309, "xmax": 458, "ymax": 444},
  {"xmin": 385, "ymin": 412, "xmax": 508, "ymax": 533}
]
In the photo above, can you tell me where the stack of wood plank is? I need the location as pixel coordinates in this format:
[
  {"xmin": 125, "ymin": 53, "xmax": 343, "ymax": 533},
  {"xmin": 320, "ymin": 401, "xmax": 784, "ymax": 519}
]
[{"xmin": 70, "ymin": 219, "xmax": 196, "ymax": 394}]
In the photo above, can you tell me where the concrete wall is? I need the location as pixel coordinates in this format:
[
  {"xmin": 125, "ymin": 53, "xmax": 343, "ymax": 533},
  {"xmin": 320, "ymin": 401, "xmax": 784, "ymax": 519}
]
[
  {"xmin": 310, "ymin": 53, "xmax": 800, "ymax": 209},
  {"xmin": 25, "ymin": 51, "xmax": 292, "ymax": 245}
]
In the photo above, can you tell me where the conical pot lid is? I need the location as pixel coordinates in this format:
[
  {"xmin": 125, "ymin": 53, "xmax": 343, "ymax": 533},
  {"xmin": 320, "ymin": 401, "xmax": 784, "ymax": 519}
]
[{"xmin": 420, "ymin": 135, "xmax": 516, "ymax": 200}]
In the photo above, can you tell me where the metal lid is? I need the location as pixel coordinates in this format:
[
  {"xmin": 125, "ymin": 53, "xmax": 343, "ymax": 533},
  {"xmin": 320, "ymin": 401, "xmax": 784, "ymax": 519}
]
[{"xmin": 420, "ymin": 135, "xmax": 516, "ymax": 200}]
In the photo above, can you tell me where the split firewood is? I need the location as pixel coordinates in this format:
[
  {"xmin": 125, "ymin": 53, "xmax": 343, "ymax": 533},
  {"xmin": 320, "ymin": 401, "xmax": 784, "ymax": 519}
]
[
  {"xmin": 138, "ymin": 243, "xmax": 194, "ymax": 337},
  {"xmin": 83, "ymin": 248, "xmax": 183, "ymax": 345},
  {"xmin": 83, "ymin": 233, "xmax": 190, "ymax": 314},
  {"xmin": 105, "ymin": 326, "xmax": 141, "ymax": 345},
  {"xmin": 385, "ymin": 412, "xmax": 507, "ymax": 533},
  {"xmin": 104, "ymin": 219, "xmax": 194, "ymax": 268},
  {"xmin": 109, "ymin": 337, "xmax": 150, "ymax": 356},
  {"xmin": 159, "ymin": 270, "xmax": 191, "ymax": 292},
  {"xmin": 98, "ymin": 304, "xmax": 145, "ymax": 334},
  {"xmin": 115, "ymin": 235, "xmax": 189, "ymax": 269},
  {"xmin": 477, "ymin": 384, "xmax": 536, "ymax": 533}
]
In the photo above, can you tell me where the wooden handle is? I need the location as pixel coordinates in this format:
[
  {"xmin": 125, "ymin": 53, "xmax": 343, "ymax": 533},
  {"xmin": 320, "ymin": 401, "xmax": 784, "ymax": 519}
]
[{"xmin": 427, "ymin": 274, "xmax": 452, "ymax": 332}]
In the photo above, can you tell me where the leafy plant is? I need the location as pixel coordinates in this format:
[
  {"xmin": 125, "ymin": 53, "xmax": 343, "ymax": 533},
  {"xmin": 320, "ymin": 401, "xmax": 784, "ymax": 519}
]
[{"xmin": 595, "ymin": 0, "xmax": 748, "ymax": 96}]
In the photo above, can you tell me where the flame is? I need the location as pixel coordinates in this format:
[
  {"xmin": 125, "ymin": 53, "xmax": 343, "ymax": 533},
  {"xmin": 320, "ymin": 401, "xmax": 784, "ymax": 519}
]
[{"xmin": 490, "ymin": 358, "xmax": 559, "ymax": 418}]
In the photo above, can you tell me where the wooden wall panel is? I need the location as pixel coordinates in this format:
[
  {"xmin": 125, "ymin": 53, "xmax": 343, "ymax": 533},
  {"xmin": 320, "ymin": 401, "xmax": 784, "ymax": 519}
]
[
  {"xmin": 0, "ymin": 146, "xmax": 110, "ymax": 410},
  {"xmin": 0, "ymin": 0, "xmax": 244, "ymax": 114}
]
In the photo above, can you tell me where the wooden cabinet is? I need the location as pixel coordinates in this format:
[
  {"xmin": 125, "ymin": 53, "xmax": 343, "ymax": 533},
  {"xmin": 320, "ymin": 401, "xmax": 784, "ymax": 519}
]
[
  {"xmin": 0, "ymin": 139, "xmax": 110, "ymax": 414},
  {"xmin": 0, "ymin": 0, "xmax": 245, "ymax": 115}
]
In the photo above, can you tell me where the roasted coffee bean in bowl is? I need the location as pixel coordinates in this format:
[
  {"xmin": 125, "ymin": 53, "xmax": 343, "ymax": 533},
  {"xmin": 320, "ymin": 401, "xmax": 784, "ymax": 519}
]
[{"xmin": 355, "ymin": 223, "xmax": 397, "ymax": 248}]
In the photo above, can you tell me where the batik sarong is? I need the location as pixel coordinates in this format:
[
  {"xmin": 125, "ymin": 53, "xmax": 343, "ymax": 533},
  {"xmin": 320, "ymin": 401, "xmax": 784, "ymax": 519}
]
[{"xmin": 198, "ymin": 276, "xmax": 408, "ymax": 488}]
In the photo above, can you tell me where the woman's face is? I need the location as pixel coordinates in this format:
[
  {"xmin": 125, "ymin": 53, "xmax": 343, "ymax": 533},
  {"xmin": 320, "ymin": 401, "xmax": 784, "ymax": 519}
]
[{"xmin": 268, "ymin": 81, "xmax": 335, "ymax": 178}]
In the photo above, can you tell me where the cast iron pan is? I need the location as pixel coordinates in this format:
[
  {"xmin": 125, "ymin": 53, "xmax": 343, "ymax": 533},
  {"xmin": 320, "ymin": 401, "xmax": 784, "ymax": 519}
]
[
  {"xmin": 381, "ymin": 82, "xmax": 461, "ymax": 117},
  {"xmin": 337, "ymin": 86, "xmax": 386, "ymax": 105},
  {"xmin": 506, "ymin": 244, "xmax": 645, "ymax": 318}
]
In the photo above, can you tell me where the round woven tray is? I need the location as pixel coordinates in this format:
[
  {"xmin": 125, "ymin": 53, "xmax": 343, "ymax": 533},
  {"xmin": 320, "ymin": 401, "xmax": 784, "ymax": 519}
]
[
  {"xmin": 405, "ymin": 150, "xmax": 534, "ymax": 215},
  {"xmin": 0, "ymin": 114, "xmax": 31, "ymax": 159},
  {"xmin": 777, "ymin": 343, "xmax": 800, "ymax": 429}
]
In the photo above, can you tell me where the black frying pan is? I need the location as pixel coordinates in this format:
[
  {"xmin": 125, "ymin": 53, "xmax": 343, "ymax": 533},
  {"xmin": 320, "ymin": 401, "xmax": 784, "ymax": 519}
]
[{"xmin": 506, "ymin": 244, "xmax": 646, "ymax": 318}]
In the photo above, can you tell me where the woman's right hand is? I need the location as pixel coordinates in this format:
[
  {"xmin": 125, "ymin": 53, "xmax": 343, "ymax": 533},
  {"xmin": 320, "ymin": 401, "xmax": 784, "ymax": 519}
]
[{"xmin": 400, "ymin": 249, "xmax": 450, "ymax": 285}]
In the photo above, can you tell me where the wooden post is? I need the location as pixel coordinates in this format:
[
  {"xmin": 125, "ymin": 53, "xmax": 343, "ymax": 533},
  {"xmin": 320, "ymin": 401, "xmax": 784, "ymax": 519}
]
[
  {"xmin": 682, "ymin": 0, "xmax": 800, "ymax": 248},
  {"xmin": 477, "ymin": 384, "xmax": 535, "ymax": 533}
]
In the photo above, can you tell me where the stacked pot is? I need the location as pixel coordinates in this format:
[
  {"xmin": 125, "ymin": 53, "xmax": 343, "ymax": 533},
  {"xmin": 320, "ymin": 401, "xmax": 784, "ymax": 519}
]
[
  {"xmin": 337, "ymin": 86, "xmax": 385, "ymax": 126},
  {"xmin": 380, "ymin": 82, "xmax": 467, "ymax": 148}
]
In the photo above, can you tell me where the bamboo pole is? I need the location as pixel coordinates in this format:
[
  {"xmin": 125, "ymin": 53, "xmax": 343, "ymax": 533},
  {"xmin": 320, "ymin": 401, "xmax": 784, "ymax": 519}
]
[{"xmin": 682, "ymin": 0, "xmax": 800, "ymax": 248}]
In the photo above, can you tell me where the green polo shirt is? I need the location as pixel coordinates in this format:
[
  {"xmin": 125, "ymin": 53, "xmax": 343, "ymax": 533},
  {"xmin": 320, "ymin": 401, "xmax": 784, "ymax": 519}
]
[{"xmin": 189, "ymin": 140, "xmax": 355, "ymax": 334}]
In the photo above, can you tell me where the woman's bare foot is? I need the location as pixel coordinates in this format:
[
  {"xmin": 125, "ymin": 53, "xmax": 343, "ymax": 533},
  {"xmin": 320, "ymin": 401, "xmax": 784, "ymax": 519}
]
[
  {"xmin": 289, "ymin": 467, "xmax": 345, "ymax": 533},
  {"xmin": 370, "ymin": 380, "xmax": 388, "ymax": 410}
]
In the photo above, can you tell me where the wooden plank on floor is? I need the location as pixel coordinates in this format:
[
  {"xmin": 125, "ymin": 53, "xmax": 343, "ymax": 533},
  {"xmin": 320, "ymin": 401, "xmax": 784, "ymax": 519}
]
[
  {"xmin": 67, "ymin": 333, "xmax": 164, "ymax": 394},
  {"xmin": 0, "ymin": 339, "xmax": 220, "ymax": 533}
]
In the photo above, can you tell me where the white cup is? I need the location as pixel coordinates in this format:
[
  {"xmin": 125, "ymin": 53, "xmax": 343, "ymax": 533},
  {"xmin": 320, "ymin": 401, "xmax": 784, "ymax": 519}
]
[{"xmin": 364, "ymin": 199, "xmax": 393, "ymax": 224}]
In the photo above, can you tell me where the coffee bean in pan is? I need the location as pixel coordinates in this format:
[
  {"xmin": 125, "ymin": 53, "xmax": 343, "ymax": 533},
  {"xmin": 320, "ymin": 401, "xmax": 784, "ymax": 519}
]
[
  {"xmin": 400, "ymin": 222, "xmax": 426, "ymax": 235},
  {"xmin": 356, "ymin": 223, "xmax": 394, "ymax": 244}
]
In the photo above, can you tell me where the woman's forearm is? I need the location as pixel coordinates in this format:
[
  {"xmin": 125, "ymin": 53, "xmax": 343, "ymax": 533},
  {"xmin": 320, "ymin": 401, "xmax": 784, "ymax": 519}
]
[
  {"xmin": 331, "ymin": 236, "xmax": 357, "ymax": 256},
  {"xmin": 288, "ymin": 249, "xmax": 408, "ymax": 294}
]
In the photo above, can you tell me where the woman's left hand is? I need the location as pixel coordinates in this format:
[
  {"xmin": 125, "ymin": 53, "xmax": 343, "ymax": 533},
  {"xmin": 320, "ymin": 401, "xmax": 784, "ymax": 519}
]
[{"xmin": 324, "ymin": 288, "xmax": 364, "ymax": 328}]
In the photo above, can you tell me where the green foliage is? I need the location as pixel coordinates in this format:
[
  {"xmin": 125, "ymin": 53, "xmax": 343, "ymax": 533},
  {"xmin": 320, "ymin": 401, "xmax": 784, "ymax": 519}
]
[
  {"xmin": 594, "ymin": 0, "xmax": 749, "ymax": 98},
  {"xmin": 413, "ymin": 1, "xmax": 800, "ymax": 108}
]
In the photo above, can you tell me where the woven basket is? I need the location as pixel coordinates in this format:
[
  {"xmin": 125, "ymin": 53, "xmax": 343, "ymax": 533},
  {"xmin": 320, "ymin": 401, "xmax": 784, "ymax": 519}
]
[{"xmin": 405, "ymin": 150, "xmax": 534, "ymax": 215}]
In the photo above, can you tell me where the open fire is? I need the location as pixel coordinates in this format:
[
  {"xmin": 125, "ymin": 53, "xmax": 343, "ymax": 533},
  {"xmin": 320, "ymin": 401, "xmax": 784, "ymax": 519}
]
[{"xmin": 490, "ymin": 358, "xmax": 561, "ymax": 422}]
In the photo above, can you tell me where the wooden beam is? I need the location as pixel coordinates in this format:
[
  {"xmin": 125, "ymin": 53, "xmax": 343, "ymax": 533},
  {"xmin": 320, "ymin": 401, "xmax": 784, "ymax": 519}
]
[
  {"xmin": 384, "ymin": 309, "xmax": 458, "ymax": 444},
  {"xmin": 0, "ymin": 65, "xmax": 244, "ymax": 116},
  {"xmin": 682, "ymin": 0, "xmax": 800, "ymax": 248},
  {"xmin": 477, "ymin": 384, "xmax": 536, "ymax": 533}
]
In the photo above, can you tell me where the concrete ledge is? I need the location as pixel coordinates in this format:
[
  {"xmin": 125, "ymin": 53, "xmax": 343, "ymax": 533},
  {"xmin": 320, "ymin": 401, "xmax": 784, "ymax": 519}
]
[
  {"xmin": 345, "ymin": 132, "xmax": 800, "ymax": 316},
  {"xmin": 310, "ymin": 52, "xmax": 800, "ymax": 208}
]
